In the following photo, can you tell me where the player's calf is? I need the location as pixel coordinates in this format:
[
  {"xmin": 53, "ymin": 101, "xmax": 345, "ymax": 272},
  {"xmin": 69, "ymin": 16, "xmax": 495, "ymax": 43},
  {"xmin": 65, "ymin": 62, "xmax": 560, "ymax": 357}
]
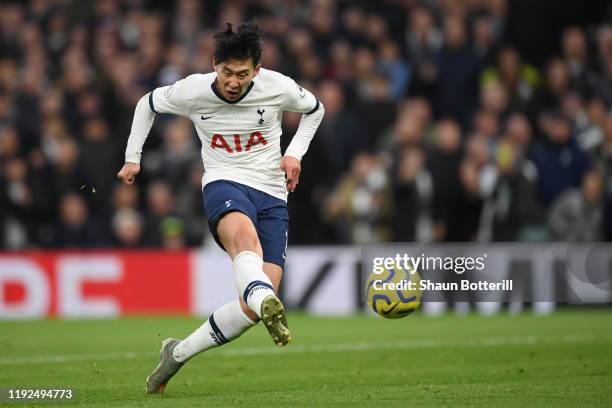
[{"xmin": 173, "ymin": 300, "xmax": 256, "ymax": 362}]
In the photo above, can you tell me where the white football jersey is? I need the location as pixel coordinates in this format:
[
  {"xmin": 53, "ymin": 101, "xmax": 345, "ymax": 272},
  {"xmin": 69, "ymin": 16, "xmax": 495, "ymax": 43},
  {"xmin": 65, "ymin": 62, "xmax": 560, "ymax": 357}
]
[{"xmin": 149, "ymin": 68, "xmax": 319, "ymax": 201}]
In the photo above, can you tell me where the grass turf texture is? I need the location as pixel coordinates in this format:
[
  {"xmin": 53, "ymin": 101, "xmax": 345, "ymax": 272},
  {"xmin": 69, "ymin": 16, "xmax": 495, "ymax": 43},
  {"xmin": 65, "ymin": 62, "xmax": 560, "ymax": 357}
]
[{"xmin": 1, "ymin": 310, "xmax": 611, "ymax": 407}]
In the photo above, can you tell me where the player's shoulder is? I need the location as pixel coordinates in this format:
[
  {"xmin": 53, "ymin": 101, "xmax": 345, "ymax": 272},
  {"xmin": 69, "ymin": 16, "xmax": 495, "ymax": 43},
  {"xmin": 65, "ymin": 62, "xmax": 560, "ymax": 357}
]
[
  {"xmin": 177, "ymin": 72, "xmax": 215, "ymax": 90},
  {"xmin": 256, "ymin": 68, "xmax": 294, "ymax": 88},
  {"xmin": 252, "ymin": 69, "xmax": 300, "ymax": 104},
  {"xmin": 165, "ymin": 73, "xmax": 216, "ymax": 104}
]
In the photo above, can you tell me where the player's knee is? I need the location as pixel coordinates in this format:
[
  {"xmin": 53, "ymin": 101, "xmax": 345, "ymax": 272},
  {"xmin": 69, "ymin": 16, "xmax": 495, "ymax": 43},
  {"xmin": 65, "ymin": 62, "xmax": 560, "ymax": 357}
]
[
  {"xmin": 232, "ymin": 230, "xmax": 260, "ymax": 253},
  {"xmin": 218, "ymin": 213, "xmax": 261, "ymax": 255}
]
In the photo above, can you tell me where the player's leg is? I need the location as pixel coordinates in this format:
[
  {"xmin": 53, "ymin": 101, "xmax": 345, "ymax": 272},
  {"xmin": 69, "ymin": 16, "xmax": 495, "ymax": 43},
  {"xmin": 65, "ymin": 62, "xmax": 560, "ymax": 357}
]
[
  {"xmin": 173, "ymin": 299, "xmax": 256, "ymax": 360},
  {"xmin": 247, "ymin": 197, "xmax": 290, "ymax": 345},
  {"xmin": 146, "ymin": 182, "xmax": 262, "ymax": 394},
  {"xmin": 145, "ymin": 183, "xmax": 288, "ymax": 393},
  {"xmin": 217, "ymin": 212, "xmax": 290, "ymax": 346},
  {"xmin": 170, "ymin": 212, "xmax": 272, "ymax": 363},
  {"xmin": 201, "ymin": 181, "xmax": 278, "ymax": 322},
  {"xmin": 173, "ymin": 259, "xmax": 283, "ymax": 365},
  {"xmin": 163, "ymin": 258, "xmax": 283, "ymax": 376}
]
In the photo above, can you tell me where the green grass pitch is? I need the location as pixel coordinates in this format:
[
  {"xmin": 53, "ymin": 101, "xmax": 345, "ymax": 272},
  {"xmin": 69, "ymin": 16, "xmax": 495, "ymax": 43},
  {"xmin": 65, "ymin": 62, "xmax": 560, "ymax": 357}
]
[{"xmin": 1, "ymin": 309, "xmax": 611, "ymax": 407}]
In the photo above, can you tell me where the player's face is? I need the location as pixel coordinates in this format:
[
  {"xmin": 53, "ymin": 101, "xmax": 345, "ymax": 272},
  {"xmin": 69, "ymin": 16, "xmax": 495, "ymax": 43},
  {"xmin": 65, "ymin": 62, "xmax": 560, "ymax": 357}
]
[{"xmin": 214, "ymin": 58, "xmax": 261, "ymax": 101}]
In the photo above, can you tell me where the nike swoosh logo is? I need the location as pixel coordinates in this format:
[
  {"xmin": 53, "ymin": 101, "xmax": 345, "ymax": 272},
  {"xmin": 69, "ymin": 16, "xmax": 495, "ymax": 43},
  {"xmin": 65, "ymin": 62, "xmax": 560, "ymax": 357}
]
[{"xmin": 201, "ymin": 115, "xmax": 214, "ymax": 120}]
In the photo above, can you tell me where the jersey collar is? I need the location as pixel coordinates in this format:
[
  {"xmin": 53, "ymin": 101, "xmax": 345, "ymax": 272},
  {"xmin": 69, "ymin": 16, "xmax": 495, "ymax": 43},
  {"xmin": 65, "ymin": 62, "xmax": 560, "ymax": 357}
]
[{"xmin": 211, "ymin": 79, "xmax": 255, "ymax": 104}]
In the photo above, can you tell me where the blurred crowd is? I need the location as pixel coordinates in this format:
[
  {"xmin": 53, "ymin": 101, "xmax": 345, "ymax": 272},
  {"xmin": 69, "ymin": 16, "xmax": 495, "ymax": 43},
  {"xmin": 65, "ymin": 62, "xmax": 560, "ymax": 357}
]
[{"xmin": 1, "ymin": 0, "xmax": 612, "ymax": 250}]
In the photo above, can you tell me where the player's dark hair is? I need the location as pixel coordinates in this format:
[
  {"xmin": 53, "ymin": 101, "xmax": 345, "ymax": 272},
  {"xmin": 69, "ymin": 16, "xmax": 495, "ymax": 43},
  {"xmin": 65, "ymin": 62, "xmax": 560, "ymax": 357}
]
[{"xmin": 214, "ymin": 21, "xmax": 263, "ymax": 66}]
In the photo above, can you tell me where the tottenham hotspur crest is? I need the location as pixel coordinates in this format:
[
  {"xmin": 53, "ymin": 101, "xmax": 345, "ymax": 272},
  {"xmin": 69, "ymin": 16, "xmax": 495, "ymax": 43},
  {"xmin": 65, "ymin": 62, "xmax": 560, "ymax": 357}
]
[{"xmin": 257, "ymin": 108, "xmax": 265, "ymax": 124}]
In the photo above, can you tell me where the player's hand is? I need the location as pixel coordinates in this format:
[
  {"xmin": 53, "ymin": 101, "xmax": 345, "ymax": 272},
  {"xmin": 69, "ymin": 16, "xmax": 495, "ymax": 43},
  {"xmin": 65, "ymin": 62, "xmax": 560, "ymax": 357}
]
[
  {"xmin": 117, "ymin": 162, "xmax": 140, "ymax": 185},
  {"xmin": 280, "ymin": 156, "xmax": 301, "ymax": 193}
]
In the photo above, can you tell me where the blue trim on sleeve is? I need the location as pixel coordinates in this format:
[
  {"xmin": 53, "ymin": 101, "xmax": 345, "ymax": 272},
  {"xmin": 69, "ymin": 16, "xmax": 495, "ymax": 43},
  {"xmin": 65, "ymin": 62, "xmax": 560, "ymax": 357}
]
[
  {"xmin": 148, "ymin": 91, "xmax": 157, "ymax": 114},
  {"xmin": 306, "ymin": 99, "xmax": 320, "ymax": 114}
]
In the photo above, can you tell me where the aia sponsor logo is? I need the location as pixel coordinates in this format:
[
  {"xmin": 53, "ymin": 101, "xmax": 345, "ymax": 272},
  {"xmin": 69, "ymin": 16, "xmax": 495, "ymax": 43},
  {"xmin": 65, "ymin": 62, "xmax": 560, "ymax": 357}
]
[{"xmin": 210, "ymin": 132, "xmax": 268, "ymax": 153}]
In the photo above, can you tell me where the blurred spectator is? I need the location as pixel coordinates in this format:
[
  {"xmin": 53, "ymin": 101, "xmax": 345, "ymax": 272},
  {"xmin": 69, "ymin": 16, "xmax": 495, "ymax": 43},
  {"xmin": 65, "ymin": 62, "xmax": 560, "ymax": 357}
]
[
  {"xmin": 1, "ymin": 157, "xmax": 33, "ymax": 248},
  {"xmin": 503, "ymin": 112, "xmax": 533, "ymax": 151},
  {"xmin": 390, "ymin": 146, "xmax": 433, "ymax": 242},
  {"xmin": 548, "ymin": 170, "xmax": 603, "ymax": 241},
  {"xmin": 479, "ymin": 80, "xmax": 509, "ymax": 120},
  {"xmin": 323, "ymin": 153, "xmax": 392, "ymax": 243},
  {"xmin": 144, "ymin": 179, "xmax": 183, "ymax": 247},
  {"xmin": 111, "ymin": 208, "xmax": 145, "ymax": 247},
  {"xmin": 326, "ymin": 40, "xmax": 354, "ymax": 83},
  {"xmin": 432, "ymin": 15, "xmax": 483, "ymax": 129},
  {"xmin": 377, "ymin": 40, "xmax": 411, "ymax": 100},
  {"xmin": 472, "ymin": 14, "xmax": 499, "ymax": 65},
  {"xmin": 112, "ymin": 182, "xmax": 140, "ymax": 211},
  {"xmin": 48, "ymin": 137, "xmax": 91, "ymax": 205},
  {"xmin": 473, "ymin": 108, "xmax": 501, "ymax": 139},
  {"xmin": 529, "ymin": 58, "xmax": 572, "ymax": 117},
  {"xmin": 380, "ymin": 98, "xmax": 433, "ymax": 150},
  {"xmin": 315, "ymin": 81, "xmax": 366, "ymax": 179},
  {"xmin": 405, "ymin": 5, "xmax": 442, "ymax": 98},
  {"xmin": 175, "ymin": 162, "xmax": 207, "ymax": 246},
  {"xmin": 481, "ymin": 46, "xmax": 539, "ymax": 113},
  {"xmin": 80, "ymin": 117, "xmax": 120, "ymax": 209},
  {"xmin": 426, "ymin": 119, "xmax": 462, "ymax": 241},
  {"xmin": 561, "ymin": 26, "xmax": 595, "ymax": 96},
  {"xmin": 575, "ymin": 96, "xmax": 607, "ymax": 152},
  {"xmin": 309, "ymin": 0, "xmax": 336, "ymax": 59},
  {"xmin": 341, "ymin": 7, "xmax": 368, "ymax": 47},
  {"xmin": 531, "ymin": 111, "xmax": 591, "ymax": 206},
  {"xmin": 478, "ymin": 137, "xmax": 543, "ymax": 241},
  {"xmin": 562, "ymin": 91, "xmax": 591, "ymax": 147},
  {"xmin": 380, "ymin": 105, "xmax": 424, "ymax": 155},
  {"xmin": 143, "ymin": 117, "xmax": 199, "ymax": 184},
  {"xmin": 444, "ymin": 158, "xmax": 485, "ymax": 241},
  {"xmin": 352, "ymin": 47, "xmax": 397, "ymax": 148},
  {"xmin": 160, "ymin": 216, "xmax": 187, "ymax": 250},
  {"xmin": 54, "ymin": 192, "xmax": 102, "ymax": 248}
]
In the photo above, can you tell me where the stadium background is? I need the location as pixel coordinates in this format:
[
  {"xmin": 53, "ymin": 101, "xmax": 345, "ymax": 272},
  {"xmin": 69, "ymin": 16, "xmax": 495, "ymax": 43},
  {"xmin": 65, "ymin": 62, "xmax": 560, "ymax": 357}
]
[
  {"xmin": 2, "ymin": 0, "xmax": 612, "ymax": 316},
  {"xmin": 1, "ymin": 0, "xmax": 611, "ymax": 250}
]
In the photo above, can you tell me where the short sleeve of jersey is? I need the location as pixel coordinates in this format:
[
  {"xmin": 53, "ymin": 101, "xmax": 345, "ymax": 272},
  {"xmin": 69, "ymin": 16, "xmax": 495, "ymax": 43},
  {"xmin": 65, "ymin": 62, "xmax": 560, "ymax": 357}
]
[
  {"xmin": 149, "ymin": 77, "xmax": 194, "ymax": 116},
  {"xmin": 280, "ymin": 76, "xmax": 319, "ymax": 114}
]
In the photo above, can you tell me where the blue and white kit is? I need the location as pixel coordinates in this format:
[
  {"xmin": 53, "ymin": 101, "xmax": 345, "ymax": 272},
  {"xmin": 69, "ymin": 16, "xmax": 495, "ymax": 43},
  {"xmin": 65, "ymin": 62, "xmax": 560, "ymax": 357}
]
[{"xmin": 124, "ymin": 68, "xmax": 324, "ymax": 266}]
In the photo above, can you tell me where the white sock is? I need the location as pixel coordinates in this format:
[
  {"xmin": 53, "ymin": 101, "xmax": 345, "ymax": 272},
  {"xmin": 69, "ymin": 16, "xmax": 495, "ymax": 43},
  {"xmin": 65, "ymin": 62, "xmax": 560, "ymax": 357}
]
[
  {"xmin": 172, "ymin": 300, "xmax": 256, "ymax": 362},
  {"xmin": 233, "ymin": 251, "xmax": 275, "ymax": 317}
]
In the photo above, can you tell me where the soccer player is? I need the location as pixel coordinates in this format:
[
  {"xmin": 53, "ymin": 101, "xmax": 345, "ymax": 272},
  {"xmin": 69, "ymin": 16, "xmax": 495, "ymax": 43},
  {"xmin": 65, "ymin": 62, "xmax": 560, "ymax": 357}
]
[{"xmin": 117, "ymin": 22, "xmax": 324, "ymax": 394}]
